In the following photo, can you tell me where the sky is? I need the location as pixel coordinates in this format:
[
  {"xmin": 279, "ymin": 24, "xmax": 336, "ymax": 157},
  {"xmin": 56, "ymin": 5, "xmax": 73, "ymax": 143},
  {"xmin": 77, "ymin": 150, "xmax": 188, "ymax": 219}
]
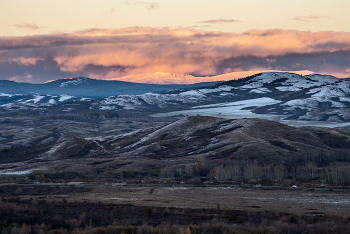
[{"xmin": 1, "ymin": 0, "xmax": 350, "ymax": 83}]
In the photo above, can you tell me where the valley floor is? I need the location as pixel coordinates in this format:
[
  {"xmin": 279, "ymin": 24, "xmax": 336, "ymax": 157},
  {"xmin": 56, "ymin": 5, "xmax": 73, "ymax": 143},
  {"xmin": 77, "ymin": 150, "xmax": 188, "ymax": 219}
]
[
  {"xmin": 1, "ymin": 183, "xmax": 350, "ymax": 233},
  {"xmin": 58, "ymin": 184, "xmax": 350, "ymax": 218}
]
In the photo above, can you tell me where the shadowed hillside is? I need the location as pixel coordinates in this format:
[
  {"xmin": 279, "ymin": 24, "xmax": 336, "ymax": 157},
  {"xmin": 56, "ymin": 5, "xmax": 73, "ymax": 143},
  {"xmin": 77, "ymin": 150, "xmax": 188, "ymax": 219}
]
[{"xmin": 2, "ymin": 116, "xmax": 350, "ymax": 186}]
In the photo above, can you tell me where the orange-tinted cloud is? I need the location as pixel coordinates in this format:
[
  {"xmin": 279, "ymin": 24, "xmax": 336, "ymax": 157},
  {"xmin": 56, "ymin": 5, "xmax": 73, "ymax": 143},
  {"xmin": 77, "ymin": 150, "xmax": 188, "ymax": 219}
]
[
  {"xmin": 1, "ymin": 27, "xmax": 350, "ymax": 83},
  {"xmin": 12, "ymin": 23, "xmax": 46, "ymax": 30},
  {"xmin": 9, "ymin": 73, "xmax": 34, "ymax": 83}
]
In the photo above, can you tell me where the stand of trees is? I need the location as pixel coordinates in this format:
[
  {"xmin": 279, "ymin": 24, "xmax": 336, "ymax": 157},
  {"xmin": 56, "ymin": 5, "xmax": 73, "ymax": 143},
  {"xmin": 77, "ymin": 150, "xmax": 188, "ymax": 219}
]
[{"xmin": 156, "ymin": 149, "xmax": 350, "ymax": 186}]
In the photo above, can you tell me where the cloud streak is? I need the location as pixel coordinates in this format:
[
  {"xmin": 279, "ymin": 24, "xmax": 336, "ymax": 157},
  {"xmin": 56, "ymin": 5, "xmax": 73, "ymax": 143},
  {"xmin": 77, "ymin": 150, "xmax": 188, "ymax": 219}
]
[
  {"xmin": 12, "ymin": 23, "xmax": 46, "ymax": 30},
  {"xmin": 1, "ymin": 27, "xmax": 350, "ymax": 83},
  {"xmin": 124, "ymin": 1, "xmax": 159, "ymax": 10},
  {"xmin": 109, "ymin": 8, "xmax": 116, "ymax": 14},
  {"xmin": 291, "ymin": 15, "xmax": 330, "ymax": 22},
  {"xmin": 198, "ymin": 19, "xmax": 242, "ymax": 24}
]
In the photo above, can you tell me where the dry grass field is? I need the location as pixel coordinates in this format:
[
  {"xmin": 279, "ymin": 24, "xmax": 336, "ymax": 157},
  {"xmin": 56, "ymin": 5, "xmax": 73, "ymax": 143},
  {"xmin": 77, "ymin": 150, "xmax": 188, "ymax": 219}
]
[
  {"xmin": 66, "ymin": 185, "xmax": 350, "ymax": 217},
  {"xmin": 3, "ymin": 183, "xmax": 349, "ymax": 217},
  {"xmin": 1, "ymin": 184, "xmax": 350, "ymax": 233}
]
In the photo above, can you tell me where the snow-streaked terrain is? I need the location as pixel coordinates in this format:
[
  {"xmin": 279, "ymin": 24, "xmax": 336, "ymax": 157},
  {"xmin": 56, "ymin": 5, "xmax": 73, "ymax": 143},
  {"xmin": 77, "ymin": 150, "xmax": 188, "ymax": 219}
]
[
  {"xmin": 1, "ymin": 72, "xmax": 350, "ymax": 127},
  {"xmin": 58, "ymin": 94, "xmax": 74, "ymax": 102},
  {"xmin": 152, "ymin": 97, "xmax": 282, "ymax": 121},
  {"xmin": 0, "ymin": 94, "xmax": 77, "ymax": 109},
  {"xmin": 148, "ymin": 72, "xmax": 350, "ymax": 126},
  {"xmin": 59, "ymin": 77, "xmax": 89, "ymax": 87},
  {"xmin": 91, "ymin": 86, "xmax": 232, "ymax": 110}
]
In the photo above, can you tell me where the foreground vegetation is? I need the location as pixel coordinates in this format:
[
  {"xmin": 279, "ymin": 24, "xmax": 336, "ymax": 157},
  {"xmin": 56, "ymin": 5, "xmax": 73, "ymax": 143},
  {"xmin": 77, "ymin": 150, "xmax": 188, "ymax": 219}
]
[{"xmin": 0, "ymin": 198, "xmax": 349, "ymax": 234}]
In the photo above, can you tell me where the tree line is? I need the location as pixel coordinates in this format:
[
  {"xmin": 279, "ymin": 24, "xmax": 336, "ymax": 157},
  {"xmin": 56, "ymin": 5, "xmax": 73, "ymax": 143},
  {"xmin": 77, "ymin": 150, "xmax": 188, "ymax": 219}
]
[{"xmin": 157, "ymin": 149, "xmax": 350, "ymax": 186}]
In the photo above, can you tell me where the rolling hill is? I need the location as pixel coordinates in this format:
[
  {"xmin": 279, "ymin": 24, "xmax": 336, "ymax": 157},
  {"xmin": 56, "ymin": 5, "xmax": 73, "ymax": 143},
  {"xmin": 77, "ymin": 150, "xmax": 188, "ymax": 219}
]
[{"xmin": 1, "ymin": 116, "xmax": 350, "ymax": 176}]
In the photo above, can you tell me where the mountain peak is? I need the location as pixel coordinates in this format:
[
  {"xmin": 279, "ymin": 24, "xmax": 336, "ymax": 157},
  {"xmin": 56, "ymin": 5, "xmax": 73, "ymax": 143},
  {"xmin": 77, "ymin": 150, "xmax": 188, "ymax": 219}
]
[{"xmin": 107, "ymin": 72, "xmax": 196, "ymax": 84}]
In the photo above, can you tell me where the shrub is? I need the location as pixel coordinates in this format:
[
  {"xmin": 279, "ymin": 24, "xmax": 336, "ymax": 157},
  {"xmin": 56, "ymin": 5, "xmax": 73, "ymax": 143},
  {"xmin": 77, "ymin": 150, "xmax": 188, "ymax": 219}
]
[
  {"xmin": 144, "ymin": 207, "xmax": 153, "ymax": 215},
  {"xmin": 29, "ymin": 171, "xmax": 85, "ymax": 181},
  {"xmin": 261, "ymin": 177, "xmax": 273, "ymax": 186},
  {"xmin": 15, "ymin": 187, "xmax": 23, "ymax": 195},
  {"xmin": 114, "ymin": 171, "xmax": 136, "ymax": 179},
  {"xmin": 35, "ymin": 174, "xmax": 46, "ymax": 183},
  {"xmin": 288, "ymin": 215, "xmax": 298, "ymax": 224},
  {"xmin": 166, "ymin": 179, "xmax": 173, "ymax": 185}
]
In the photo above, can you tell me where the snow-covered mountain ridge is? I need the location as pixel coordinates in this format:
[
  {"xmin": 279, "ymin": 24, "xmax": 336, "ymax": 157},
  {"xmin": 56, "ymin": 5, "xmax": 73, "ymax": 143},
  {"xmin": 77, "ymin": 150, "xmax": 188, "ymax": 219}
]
[
  {"xmin": 87, "ymin": 72, "xmax": 350, "ymax": 123},
  {"xmin": 1, "ymin": 72, "xmax": 350, "ymax": 125}
]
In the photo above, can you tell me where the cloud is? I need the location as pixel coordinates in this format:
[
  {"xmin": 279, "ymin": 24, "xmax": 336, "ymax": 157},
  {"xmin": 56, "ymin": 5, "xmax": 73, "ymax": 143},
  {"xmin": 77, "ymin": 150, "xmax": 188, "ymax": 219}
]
[
  {"xmin": 291, "ymin": 14, "xmax": 330, "ymax": 22},
  {"xmin": 12, "ymin": 23, "xmax": 46, "ymax": 30},
  {"xmin": 266, "ymin": 58, "xmax": 277, "ymax": 64},
  {"xmin": 198, "ymin": 19, "xmax": 242, "ymax": 24},
  {"xmin": 124, "ymin": 1, "xmax": 159, "ymax": 10},
  {"xmin": 5, "ymin": 58, "xmax": 43, "ymax": 66},
  {"xmin": 189, "ymin": 25, "xmax": 212, "ymax": 28},
  {"xmin": 1, "ymin": 27, "xmax": 350, "ymax": 83},
  {"xmin": 9, "ymin": 73, "xmax": 33, "ymax": 83},
  {"xmin": 109, "ymin": 8, "xmax": 116, "ymax": 14}
]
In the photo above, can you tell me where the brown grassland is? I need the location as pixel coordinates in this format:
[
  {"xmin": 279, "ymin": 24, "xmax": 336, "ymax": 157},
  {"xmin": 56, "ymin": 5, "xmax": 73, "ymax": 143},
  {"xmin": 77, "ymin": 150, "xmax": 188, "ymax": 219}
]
[{"xmin": 0, "ymin": 183, "xmax": 350, "ymax": 234}]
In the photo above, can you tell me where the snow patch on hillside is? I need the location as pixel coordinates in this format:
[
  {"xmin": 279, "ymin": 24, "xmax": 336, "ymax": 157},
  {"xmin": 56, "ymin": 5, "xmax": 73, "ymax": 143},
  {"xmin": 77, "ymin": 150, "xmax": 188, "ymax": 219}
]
[
  {"xmin": 152, "ymin": 97, "xmax": 283, "ymax": 120},
  {"xmin": 125, "ymin": 118, "xmax": 192, "ymax": 149},
  {"xmin": 198, "ymin": 85, "xmax": 233, "ymax": 94},
  {"xmin": 249, "ymin": 87, "xmax": 272, "ymax": 93},
  {"xmin": 276, "ymin": 86, "xmax": 301, "ymax": 92},
  {"xmin": 98, "ymin": 95, "xmax": 143, "ymax": 110},
  {"xmin": 23, "ymin": 95, "xmax": 45, "ymax": 103},
  {"xmin": 282, "ymin": 99, "xmax": 318, "ymax": 110},
  {"xmin": 0, "ymin": 93, "xmax": 13, "ymax": 97},
  {"xmin": 59, "ymin": 94, "xmax": 74, "ymax": 102},
  {"xmin": 246, "ymin": 72, "xmax": 339, "ymax": 91},
  {"xmin": 0, "ymin": 169, "xmax": 35, "ymax": 175},
  {"xmin": 59, "ymin": 78, "xmax": 88, "ymax": 87}
]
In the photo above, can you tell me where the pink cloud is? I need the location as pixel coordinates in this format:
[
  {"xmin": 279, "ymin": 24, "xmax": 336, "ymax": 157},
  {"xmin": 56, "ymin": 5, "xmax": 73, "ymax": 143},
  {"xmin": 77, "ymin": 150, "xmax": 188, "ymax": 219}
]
[
  {"xmin": 7, "ymin": 58, "xmax": 43, "ymax": 66},
  {"xmin": 1, "ymin": 27, "xmax": 350, "ymax": 83},
  {"xmin": 9, "ymin": 73, "xmax": 34, "ymax": 83}
]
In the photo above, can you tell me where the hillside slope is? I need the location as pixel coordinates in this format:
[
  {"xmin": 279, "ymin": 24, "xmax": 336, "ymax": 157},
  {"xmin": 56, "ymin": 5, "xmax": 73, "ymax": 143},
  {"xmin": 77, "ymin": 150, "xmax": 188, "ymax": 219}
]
[{"xmin": 1, "ymin": 116, "xmax": 350, "ymax": 175}]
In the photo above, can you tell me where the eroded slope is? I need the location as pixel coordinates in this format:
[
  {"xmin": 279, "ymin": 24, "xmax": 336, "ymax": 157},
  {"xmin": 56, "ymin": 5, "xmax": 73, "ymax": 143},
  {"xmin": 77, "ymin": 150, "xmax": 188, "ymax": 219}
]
[{"xmin": 1, "ymin": 116, "xmax": 350, "ymax": 175}]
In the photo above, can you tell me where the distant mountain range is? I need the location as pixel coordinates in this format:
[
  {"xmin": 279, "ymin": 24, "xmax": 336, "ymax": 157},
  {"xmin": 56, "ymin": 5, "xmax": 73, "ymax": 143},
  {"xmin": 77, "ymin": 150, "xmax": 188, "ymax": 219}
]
[
  {"xmin": 1, "ymin": 72, "xmax": 350, "ymax": 126},
  {"xmin": 0, "ymin": 77, "xmax": 220, "ymax": 98},
  {"xmin": 106, "ymin": 72, "xmax": 200, "ymax": 84},
  {"xmin": 106, "ymin": 71, "xmax": 315, "ymax": 84}
]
